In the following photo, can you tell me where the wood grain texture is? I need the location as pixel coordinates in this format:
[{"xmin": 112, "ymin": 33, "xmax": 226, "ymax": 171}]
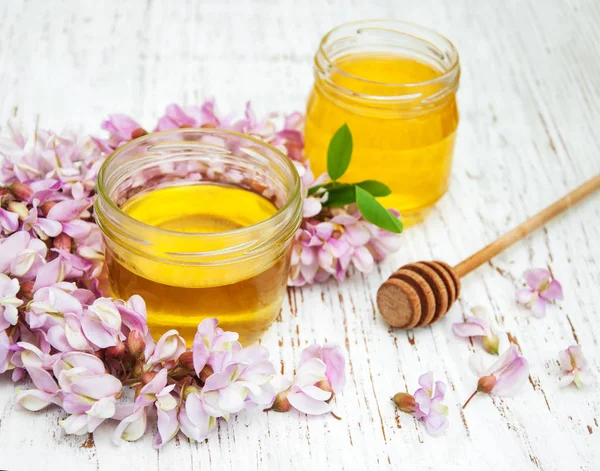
[{"xmin": 0, "ymin": 0, "xmax": 599, "ymax": 470}]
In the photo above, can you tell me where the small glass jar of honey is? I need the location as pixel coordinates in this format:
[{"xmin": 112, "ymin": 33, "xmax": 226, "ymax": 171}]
[
  {"xmin": 95, "ymin": 129, "xmax": 302, "ymax": 345},
  {"xmin": 305, "ymin": 20, "xmax": 460, "ymax": 225}
]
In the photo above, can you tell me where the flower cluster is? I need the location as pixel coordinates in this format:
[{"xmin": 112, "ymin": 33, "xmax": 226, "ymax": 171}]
[
  {"xmin": 392, "ymin": 372, "xmax": 449, "ymax": 437},
  {"xmin": 0, "ymin": 119, "xmax": 347, "ymax": 447},
  {"xmin": 93, "ymin": 102, "xmax": 401, "ymax": 286}
]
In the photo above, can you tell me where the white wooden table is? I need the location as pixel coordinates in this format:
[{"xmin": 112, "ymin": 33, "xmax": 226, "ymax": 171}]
[{"xmin": 1, "ymin": 1, "xmax": 599, "ymax": 469}]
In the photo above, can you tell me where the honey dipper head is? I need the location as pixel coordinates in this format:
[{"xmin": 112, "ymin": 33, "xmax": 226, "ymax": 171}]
[{"xmin": 376, "ymin": 261, "xmax": 461, "ymax": 329}]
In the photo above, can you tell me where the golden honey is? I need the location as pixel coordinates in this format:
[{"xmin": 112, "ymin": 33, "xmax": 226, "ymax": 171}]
[
  {"xmin": 106, "ymin": 185, "xmax": 289, "ymax": 344},
  {"xmin": 95, "ymin": 129, "xmax": 302, "ymax": 346},
  {"xmin": 305, "ymin": 21, "xmax": 460, "ymax": 224}
]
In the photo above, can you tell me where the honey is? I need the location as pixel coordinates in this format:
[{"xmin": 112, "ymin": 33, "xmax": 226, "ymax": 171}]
[
  {"xmin": 306, "ymin": 21, "xmax": 460, "ymax": 224},
  {"xmin": 95, "ymin": 129, "xmax": 302, "ymax": 347},
  {"xmin": 105, "ymin": 184, "xmax": 288, "ymax": 345}
]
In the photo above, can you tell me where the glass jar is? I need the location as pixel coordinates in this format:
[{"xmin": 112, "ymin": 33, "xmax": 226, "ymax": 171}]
[
  {"xmin": 95, "ymin": 129, "xmax": 302, "ymax": 345},
  {"xmin": 305, "ymin": 20, "xmax": 460, "ymax": 225}
]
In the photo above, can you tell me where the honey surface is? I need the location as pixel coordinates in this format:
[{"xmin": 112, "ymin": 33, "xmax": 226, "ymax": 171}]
[
  {"xmin": 107, "ymin": 184, "xmax": 289, "ymax": 345},
  {"xmin": 305, "ymin": 54, "xmax": 459, "ymax": 224}
]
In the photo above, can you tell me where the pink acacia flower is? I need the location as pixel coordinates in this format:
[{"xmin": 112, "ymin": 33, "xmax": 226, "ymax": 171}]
[
  {"xmin": 94, "ymin": 115, "xmax": 146, "ymax": 152},
  {"xmin": 114, "ymin": 368, "xmax": 178, "ymax": 448},
  {"xmin": 146, "ymin": 329, "xmax": 186, "ymax": 367},
  {"xmin": 0, "ymin": 231, "xmax": 48, "ymax": 279},
  {"xmin": 81, "ymin": 298, "xmax": 122, "ymax": 348},
  {"xmin": 191, "ymin": 317, "xmax": 239, "ymax": 376},
  {"xmin": 22, "ymin": 199, "xmax": 62, "ymax": 240},
  {"xmin": 273, "ymin": 358, "xmax": 332, "ymax": 415},
  {"xmin": 393, "ymin": 372, "xmax": 449, "ymax": 437},
  {"xmin": 180, "ymin": 388, "xmax": 216, "ymax": 442},
  {"xmin": 0, "ymin": 207, "xmax": 19, "ymax": 233},
  {"xmin": 299, "ymin": 343, "xmax": 346, "ymax": 393},
  {"xmin": 453, "ymin": 306, "xmax": 500, "ymax": 355},
  {"xmin": 0, "ymin": 274, "xmax": 23, "ymax": 330},
  {"xmin": 463, "ymin": 345, "xmax": 529, "ymax": 408},
  {"xmin": 55, "ymin": 352, "xmax": 122, "ymax": 409},
  {"xmin": 559, "ymin": 346, "xmax": 593, "ymax": 388},
  {"xmin": 201, "ymin": 345, "xmax": 277, "ymax": 416},
  {"xmin": 516, "ymin": 268, "xmax": 563, "ymax": 317},
  {"xmin": 288, "ymin": 221, "xmax": 350, "ymax": 286},
  {"xmin": 271, "ymin": 343, "xmax": 346, "ymax": 416}
]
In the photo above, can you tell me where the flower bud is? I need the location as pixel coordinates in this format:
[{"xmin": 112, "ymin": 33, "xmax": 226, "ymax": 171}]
[
  {"xmin": 482, "ymin": 332, "xmax": 500, "ymax": 355},
  {"xmin": 105, "ymin": 338, "xmax": 126, "ymax": 359},
  {"xmin": 53, "ymin": 233, "xmax": 72, "ymax": 251},
  {"xmin": 39, "ymin": 200, "xmax": 57, "ymax": 216},
  {"xmin": 127, "ymin": 330, "xmax": 145, "ymax": 359},
  {"xmin": 178, "ymin": 351, "xmax": 194, "ymax": 370},
  {"xmin": 18, "ymin": 280, "xmax": 35, "ymax": 300},
  {"xmin": 7, "ymin": 201, "xmax": 29, "ymax": 219},
  {"xmin": 199, "ymin": 364, "xmax": 214, "ymax": 384},
  {"xmin": 392, "ymin": 392, "xmax": 416, "ymax": 414},
  {"xmin": 182, "ymin": 385, "xmax": 201, "ymax": 401},
  {"xmin": 477, "ymin": 375, "xmax": 497, "ymax": 394},
  {"xmin": 271, "ymin": 390, "xmax": 291, "ymax": 413},
  {"xmin": 131, "ymin": 128, "xmax": 148, "ymax": 139},
  {"xmin": 9, "ymin": 182, "xmax": 33, "ymax": 201},
  {"xmin": 141, "ymin": 371, "xmax": 157, "ymax": 385}
]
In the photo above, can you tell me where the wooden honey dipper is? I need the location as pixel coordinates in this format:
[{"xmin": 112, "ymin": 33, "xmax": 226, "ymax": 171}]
[{"xmin": 377, "ymin": 174, "xmax": 600, "ymax": 329}]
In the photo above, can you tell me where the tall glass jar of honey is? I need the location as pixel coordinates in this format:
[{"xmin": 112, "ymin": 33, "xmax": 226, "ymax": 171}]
[{"xmin": 305, "ymin": 20, "xmax": 460, "ymax": 225}]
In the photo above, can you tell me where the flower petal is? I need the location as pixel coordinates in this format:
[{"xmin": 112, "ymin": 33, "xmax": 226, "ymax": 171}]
[
  {"xmin": 524, "ymin": 268, "xmax": 551, "ymax": 290},
  {"xmin": 418, "ymin": 371, "xmax": 434, "ymax": 393},
  {"xmin": 60, "ymin": 414, "xmax": 89, "ymax": 435},
  {"xmin": 530, "ymin": 297, "xmax": 547, "ymax": 318},
  {"xmin": 293, "ymin": 358, "xmax": 327, "ymax": 388},
  {"xmin": 424, "ymin": 411, "xmax": 449, "ymax": 437},
  {"xmin": 541, "ymin": 279, "xmax": 563, "ymax": 301},
  {"xmin": 153, "ymin": 406, "xmax": 179, "ymax": 449},
  {"xmin": 70, "ymin": 374, "xmax": 122, "ymax": 399},
  {"xmin": 516, "ymin": 288, "xmax": 535, "ymax": 304},
  {"xmin": 15, "ymin": 389, "xmax": 57, "ymax": 411},
  {"xmin": 287, "ymin": 391, "xmax": 331, "ymax": 415},
  {"xmin": 492, "ymin": 357, "xmax": 530, "ymax": 396},
  {"xmin": 113, "ymin": 407, "xmax": 147, "ymax": 444}
]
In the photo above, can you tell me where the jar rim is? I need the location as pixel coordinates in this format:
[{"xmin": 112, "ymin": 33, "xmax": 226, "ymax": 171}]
[
  {"xmin": 317, "ymin": 19, "xmax": 460, "ymax": 90},
  {"xmin": 95, "ymin": 128, "xmax": 302, "ymax": 241}
]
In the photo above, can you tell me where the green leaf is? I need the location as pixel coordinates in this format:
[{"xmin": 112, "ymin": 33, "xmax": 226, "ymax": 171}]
[
  {"xmin": 325, "ymin": 185, "xmax": 356, "ymax": 207},
  {"xmin": 356, "ymin": 180, "xmax": 392, "ymax": 197},
  {"xmin": 327, "ymin": 124, "xmax": 353, "ymax": 181},
  {"xmin": 355, "ymin": 186, "xmax": 403, "ymax": 233}
]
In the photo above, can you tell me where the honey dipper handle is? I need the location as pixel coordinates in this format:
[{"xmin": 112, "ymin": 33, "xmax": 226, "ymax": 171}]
[{"xmin": 454, "ymin": 173, "xmax": 600, "ymax": 278}]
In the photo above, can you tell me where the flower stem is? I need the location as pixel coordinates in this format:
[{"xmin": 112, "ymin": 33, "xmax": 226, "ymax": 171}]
[
  {"xmin": 462, "ymin": 390, "xmax": 478, "ymax": 409},
  {"xmin": 330, "ymin": 411, "xmax": 342, "ymax": 421}
]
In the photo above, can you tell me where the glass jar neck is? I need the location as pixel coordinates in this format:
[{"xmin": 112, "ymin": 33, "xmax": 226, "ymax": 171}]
[
  {"xmin": 314, "ymin": 20, "xmax": 460, "ymax": 117},
  {"xmin": 94, "ymin": 129, "xmax": 302, "ymax": 265}
]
